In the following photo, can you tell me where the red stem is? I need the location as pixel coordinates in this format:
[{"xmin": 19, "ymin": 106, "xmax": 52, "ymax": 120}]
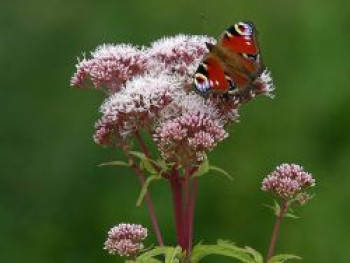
[
  {"xmin": 121, "ymin": 140, "xmax": 164, "ymax": 247},
  {"xmin": 266, "ymin": 200, "xmax": 288, "ymax": 261},
  {"xmin": 187, "ymin": 178, "xmax": 198, "ymax": 254},
  {"xmin": 136, "ymin": 172, "xmax": 164, "ymax": 246},
  {"xmin": 182, "ymin": 170, "xmax": 190, "ymax": 252},
  {"xmin": 170, "ymin": 172, "xmax": 184, "ymax": 249}
]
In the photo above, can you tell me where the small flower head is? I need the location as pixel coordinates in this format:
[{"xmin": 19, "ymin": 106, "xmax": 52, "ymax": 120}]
[
  {"xmin": 154, "ymin": 113, "xmax": 228, "ymax": 165},
  {"xmin": 71, "ymin": 44, "xmax": 147, "ymax": 92},
  {"xmin": 93, "ymin": 74, "xmax": 177, "ymax": 144},
  {"xmin": 253, "ymin": 69, "xmax": 275, "ymax": 97},
  {"xmin": 262, "ymin": 163, "xmax": 315, "ymax": 201},
  {"xmin": 104, "ymin": 223, "xmax": 147, "ymax": 258},
  {"xmin": 147, "ymin": 34, "xmax": 215, "ymax": 77}
]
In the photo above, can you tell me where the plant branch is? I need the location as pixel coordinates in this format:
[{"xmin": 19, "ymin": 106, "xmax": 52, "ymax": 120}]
[
  {"xmin": 121, "ymin": 143, "xmax": 164, "ymax": 246},
  {"xmin": 187, "ymin": 177, "xmax": 198, "ymax": 255},
  {"xmin": 266, "ymin": 200, "xmax": 288, "ymax": 262},
  {"xmin": 169, "ymin": 169, "xmax": 184, "ymax": 250}
]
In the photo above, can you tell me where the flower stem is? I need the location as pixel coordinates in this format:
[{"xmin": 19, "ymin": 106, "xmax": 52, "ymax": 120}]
[
  {"xmin": 187, "ymin": 178, "xmax": 198, "ymax": 254},
  {"xmin": 182, "ymin": 169, "xmax": 190, "ymax": 252},
  {"xmin": 170, "ymin": 172, "xmax": 184, "ymax": 249},
  {"xmin": 122, "ymin": 142, "xmax": 164, "ymax": 247},
  {"xmin": 266, "ymin": 200, "xmax": 288, "ymax": 262},
  {"xmin": 136, "ymin": 170, "xmax": 164, "ymax": 247}
]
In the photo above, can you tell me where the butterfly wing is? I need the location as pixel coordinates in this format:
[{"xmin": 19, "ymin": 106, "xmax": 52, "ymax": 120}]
[
  {"xmin": 193, "ymin": 55, "xmax": 237, "ymax": 95},
  {"xmin": 219, "ymin": 22, "xmax": 264, "ymax": 79},
  {"xmin": 193, "ymin": 21, "xmax": 265, "ymax": 97}
]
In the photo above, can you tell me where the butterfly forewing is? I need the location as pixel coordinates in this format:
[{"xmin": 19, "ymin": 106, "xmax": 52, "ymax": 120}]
[{"xmin": 194, "ymin": 21, "xmax": 265, "ymax": 96}]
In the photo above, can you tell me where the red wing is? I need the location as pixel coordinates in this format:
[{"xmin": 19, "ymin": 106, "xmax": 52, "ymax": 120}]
[
  {"xmin": 219, "ymin": 22, "xmax": 259, "ymax": 54},
  {"xmin": 220, "ymin": 22, "xmax": 263, "ymax": 78},
  {"xmin": 193, "ymin": 55, "xmax": 229, "ymax": 94}
]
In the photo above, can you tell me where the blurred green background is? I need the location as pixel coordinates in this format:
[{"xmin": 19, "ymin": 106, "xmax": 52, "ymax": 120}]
[{"xmin": 1, "ymin": 0, "xmax": 350, "ymax": 262}]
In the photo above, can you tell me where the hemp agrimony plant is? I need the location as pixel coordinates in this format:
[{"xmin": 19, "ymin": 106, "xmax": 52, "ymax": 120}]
[{"xmin": 71, "ymin": 34, "xmax": 315, "ymax": 262}]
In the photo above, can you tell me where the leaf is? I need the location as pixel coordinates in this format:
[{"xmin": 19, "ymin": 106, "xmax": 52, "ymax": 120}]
[
  {"xmin": 191, "ymin": 240, "xmax": 259, "ymax": 263},
  {"xmin": 192, "ymin": 158, "xmax": 210, "ymax": 178},
  {"xmin": 133, "ymin": 258, "xmax": 162, "ymax": 263},
  {"xmin": 129, "ymin": 151, "xmax": 147, "ymax": 160},
  {"xmin": 98, "ymin": 160, "xmax": 131, "ymax": 167},
  {"xmin": 129, "ymin": 151, "xmax": 158, "ymax": 174},
  {"xmin": 244, "ymin": 246, "xmax": 264, "ymax": 263},
  {"xmin": 136, "ymin": 174, "xmax": 162, "ymax": 206},
  {"xmin": 209, "ymin": 165, "xmax": 233, "ymax": 181},
  {"xmin": 164, "ymin": 246, "xmax": 182, "ymax": 263},
  {"xmin": 284, "ymin": 213, "xmax": 299, "ymax": 219},
  {"xmin": 264, "ymin": 200, "xmax": 281, "ymax": 217},
  {"xmin": 268, "ymin": 254, "xmax": 301, "ymax": 263},
  {"xmin": 136, "ymin": 246, "xmax": 182, "ymax": 263}
]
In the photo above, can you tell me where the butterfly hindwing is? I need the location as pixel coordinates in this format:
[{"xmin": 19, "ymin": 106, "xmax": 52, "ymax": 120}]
[{"xmin": 194, "ymin": 56, "xmax": 237, "ymax": 95}]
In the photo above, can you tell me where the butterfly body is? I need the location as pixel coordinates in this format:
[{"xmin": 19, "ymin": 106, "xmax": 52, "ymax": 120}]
[{"xmin": 194, "ymin": 22, "xmax": 265, "ymax": 97}]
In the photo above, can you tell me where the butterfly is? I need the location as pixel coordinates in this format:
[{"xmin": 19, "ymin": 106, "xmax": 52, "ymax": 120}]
[{"xmin": 193, "ymin": 22, "xmax": 265, "ymax": 99}]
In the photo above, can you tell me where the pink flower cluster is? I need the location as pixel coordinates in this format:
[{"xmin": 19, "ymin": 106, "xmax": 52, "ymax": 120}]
[
  {"xmin": 262, "ymin": 163, "xmax": 315, "ymax": 200},
  {"xmin": 104, "ymin": 223, "xmax": 147, "ymax": 258},
  {"xmin": 93, "ymin": 75, "xmax": 175, "ymax": 144},
  {"xmin": 147, "ymin": 34, "xmax": 215, "ymax": 77},
  {"xmin": 71, "ymin": 44, "xmax": 147, "ymax": 93},
  {"xmin": 154, "ymin": 113, "xmax": 228, "ymax": 164},
  {"xmin": 71, "ymin": 34, "xmax": 274, "ymax": 163}
]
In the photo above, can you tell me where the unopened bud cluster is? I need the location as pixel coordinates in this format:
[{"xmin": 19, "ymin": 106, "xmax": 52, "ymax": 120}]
[
  {"xmin": 262, "ymin": 163, "xmax": 315, "ymax": 202},
  {"xmin": 104, "ymin": 223, "xmax": 147, "ymax": 258}
]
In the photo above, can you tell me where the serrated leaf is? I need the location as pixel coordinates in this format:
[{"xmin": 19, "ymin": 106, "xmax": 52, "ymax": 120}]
[
  {"xmin": 136, "ymin": 174, "xmax": 162, "ymax": 206},
  {"xmin": 191, "ymin": 240, "xmax": 256, "ymax": 263},
  {"xmin": 268, "ymin": 254, "xmax": 301, "ymax": 263},
  {"xmin": 209, "ymin": 165, "xmax": 233, "ymax": 181},
  {"xmin": 98, "ymin": 160, "xmax": 130, "ymax": 167}
]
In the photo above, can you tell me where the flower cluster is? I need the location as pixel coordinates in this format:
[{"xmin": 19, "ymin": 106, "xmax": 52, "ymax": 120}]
[
  {"xmin": 104, "ymin": 223, "xmax": 147, "ymax": 258},
  {"xmin": 147, "ymin": 34, "xmax": 215, "ymax": 77},
  {"xmin": 93, "ymin": 74, "xmax": 177, "ymax": 144},
  {"xmin": 262, "ymin": 163, "xmax": 315, "ymax": 201},
  {"xmin": 71, "ymin": 34, "xmax": 274, "ymax": 163},
  {"xmin": 71, "ymin": 44, "xmax": 147, "ymax": 92},
  {"xmin": 154, "ymin": 113, "xmax": 228, "ymax": 164}
]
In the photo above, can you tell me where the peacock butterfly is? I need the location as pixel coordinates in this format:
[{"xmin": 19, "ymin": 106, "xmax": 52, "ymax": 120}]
[{"xmin": 193, "ymin": 22, "xmax": 265, "ymax": 99}]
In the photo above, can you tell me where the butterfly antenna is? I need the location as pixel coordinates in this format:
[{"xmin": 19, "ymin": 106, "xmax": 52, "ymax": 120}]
[{"xmin": 201, "ymin": 12, "xmax": 208, "ymax": 35}]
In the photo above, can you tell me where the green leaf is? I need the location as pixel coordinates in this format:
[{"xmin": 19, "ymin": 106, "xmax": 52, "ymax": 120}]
[
  {"xmin": 191, "ymin": 240, "xmax": 259, "ymax": 263},
  {"xmin": 98, "ymin": 160, "xmax": 131, "ymax": 167},
  {"xmin": 268, "ymin": 254, "xmax": 301, "ymax": 263},
  {"xmin": 244, "ymin": 246, "xmax": 263, "ymax": 263},
  {"xmin": 136, "ymin": 174, "xmax": 162, "ymax": 206},
  {"xmin": 136, "ymin": 246, "xmax": 182, "ymax": 263},
  {"xmin": 284, "ymin": 213, "xmax": 299, "ymax": 219},
  {"xmin": 209, "ymin": 165, "xmax": 233, "ymax": 181},
  {"xmin": 129, "ymin": 151, "xmax": 157, "ymax": 174},
  {"xmin": 192, "ymin": 158, "xmax": 210, "ymax": 178},
  {"xmin": 132, "ymin": 258, "xmax": 162, "ymax": 263},
  {"xmin": 129, "ymin": 151, "xmax": 147, "ymax": 160},
  {"xmin": 164, "ymin": 246, "xmax": 182, "ymax": 263},
  {"xmin": 264, "ymin": 200, "xmax": 281, "ymax": 217}
]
